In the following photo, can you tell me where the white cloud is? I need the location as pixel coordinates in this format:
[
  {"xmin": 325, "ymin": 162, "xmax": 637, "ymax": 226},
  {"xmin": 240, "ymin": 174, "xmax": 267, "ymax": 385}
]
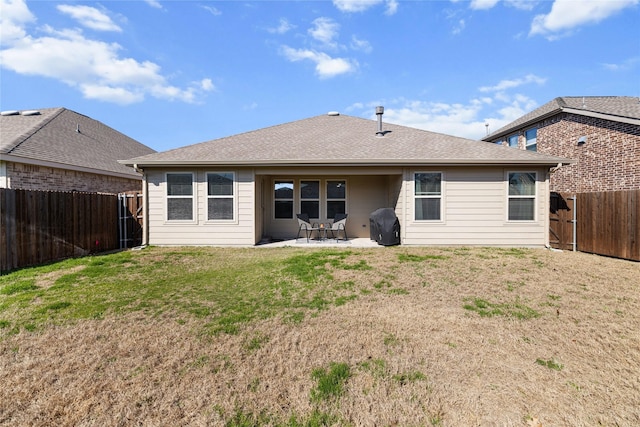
[
  {"xmin": 308, "ymin": 17, "xmax": 340, "ymax": 47},
  {"xmin": 467, "ymin": 0, "xmax": 538, "ymax": 11},
  {"xmin": 506, "ymin": 0, "xmax": 538, "ymax": 11},
  {"xmin": 347, "ymin": 89, "xmax": 541, "ymax": 140},
  {"xmin": 375, "ymin": 98, "xmax": 490, "ymax": 139},
  {"xmin": 601, "ymin": 56, "xmax": 639, "ymax": 71},
  {"xmin": 350, "ymin": 35, "xmax": 372, "ymax": 53},
  {"xmin": 479, "ymin": 74, "xmax": 546, "ymax": 93},
  {"xmin": 385, "ymin": 0, "xmax": 399, "ymax": 15},
  {"xmin": 0, "ymin": 0, "xmax": 35, "ymax": 46},
  {"xmin": 530, "ymin": 0, "xmax": 639, "ymax": 39},
  {"xmin": 144, "ymin": 0, "xmax": 162, "ymax": 9},
  {"xmin": 280, "ymin": 46, "xmax": 357, "ymax": 78},
  {"xmin": 452, "ymin": 19, "xmax": 465, "ymax": 35},
  {"xmin": 267, "ymin": 18, "xmax": 295, "ymax": 34},
  {"xmin": 81, "ymin": 84, "xmax": 143, "ymax": 104},
  {"xmin": 201, "ymin": 5, "xmax": 222, "ymax": 16},
  {"xmin": 0, "ymin": 1, "xmax": 212, "ymax": 105},
  {"xmin": 469, "ymin": 0, "xmax": 500, "ymax": 10},
  {"xmin": 57, "ymin": 5, "xmax": 121, "ymax": 32},
  {"xmin": 199, "ymin": 78, "xmax": 215, "ymax": 91},
  {"xmin": 333, "ymin": 0, "xmax": 399, "ymax": 15}
]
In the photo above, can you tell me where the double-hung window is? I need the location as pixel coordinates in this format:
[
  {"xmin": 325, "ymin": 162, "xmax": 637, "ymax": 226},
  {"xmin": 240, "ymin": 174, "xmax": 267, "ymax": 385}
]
[
  {"xmin": 525, "ymin": 128, "xmax": 537, "ymax": 151},
  {"xmin": 274, "ymin": 180, "xmax": 294, "ymax": 219},
  {"xmin": 166, "ymin": 173, "xmax": 194, "ymax": 221},
  {"xmin": 508, "ymin": 172, "xmax": 536, "ymax": 221},
  {"xmin": 326, "ymin": 180, "xmax": 346, "ymax": 219},
  {"xmin": 300, "ymin": 180, "xmax": 320, "ymax": 219},
  {"xmin": 508, "ymin": 134, "xmax": 519, "ymax": 148},
  {"xmin": 207, "ymin": 172, "xmax": 234, "ymax": 220},
  {"xmin": 414, "ymin": 172, "xmax": 442, "ymax": 221}
]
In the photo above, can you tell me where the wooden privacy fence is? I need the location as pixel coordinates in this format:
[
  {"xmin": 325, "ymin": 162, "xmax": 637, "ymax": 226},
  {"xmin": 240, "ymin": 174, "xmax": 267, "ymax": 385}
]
[
  {"xmin": 550, "ymin": 190, "xmax": 639, "ymax": 261},
  {"xmin": 577, "ymin": 190, "xmax": 639, "ymax": 262},
  {"xmin": 1, "ymin": 189, "xmax": 127, "ymax": 272}
]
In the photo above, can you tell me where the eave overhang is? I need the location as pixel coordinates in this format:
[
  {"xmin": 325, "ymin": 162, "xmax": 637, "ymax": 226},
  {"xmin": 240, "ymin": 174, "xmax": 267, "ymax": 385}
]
[
  {"xmin": 120, "ymin": 158, "xmax": 575, "ymax": 169},
  {"xmin": 485, "ymin": 107, "xmax": 640, "ymax": 141},
  {"xmin": 2, "ymin": 153, "xmax": 143, "ymax": 180}
]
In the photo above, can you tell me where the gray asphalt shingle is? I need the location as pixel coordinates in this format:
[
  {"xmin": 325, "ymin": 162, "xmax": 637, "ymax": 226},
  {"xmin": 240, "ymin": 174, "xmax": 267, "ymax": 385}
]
[
  {"xmin": 126, "ymin": 113, "xmax": 572, "ymax": 167},
  {"xmin": 1, "ymin": 108, "xmax": 155, "ymax": 177}
]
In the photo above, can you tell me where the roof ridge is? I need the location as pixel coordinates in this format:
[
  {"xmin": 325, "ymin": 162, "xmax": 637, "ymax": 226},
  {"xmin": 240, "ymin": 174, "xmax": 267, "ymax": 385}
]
[{"xmin": 5, "ymin": 107, "xmax": 66, "ymax": 154}]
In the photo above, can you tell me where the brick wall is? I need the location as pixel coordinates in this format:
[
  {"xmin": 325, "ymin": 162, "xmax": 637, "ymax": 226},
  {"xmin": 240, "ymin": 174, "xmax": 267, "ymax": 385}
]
[
  {"xmin": 6, "ymin": 162, "xmax": 142, "ymax": 194},
  {"xmin": 495, "ymin": 113, "xmax": 640, "ymax": 193}
]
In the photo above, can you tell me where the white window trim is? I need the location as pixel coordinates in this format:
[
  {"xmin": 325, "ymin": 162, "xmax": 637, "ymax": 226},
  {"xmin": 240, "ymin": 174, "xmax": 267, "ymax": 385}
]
[
  {"xmin": 300, "ymin": 179, "xmax": 321, "ymax": 220},
  {"xmin": 506, "ymin": 171, "xmax": 538, "ymax": 222},
  {"xmin": 205, "ymin": 171, "xmax": 237, "ymax": 223},
  {"xmin": 413, "ymin": 171, "xmax": 444, "ymax": 222},
  {"xmin": 274, "ymin": 179, "xmax": 294, "ymax": 220},
  {"xmin": 325, "ymin": 179, "xmax": 347, "ymax": 219},
  {"xmin": 165, "ymin": 171, "xmax": 196, "ymax": 224}
]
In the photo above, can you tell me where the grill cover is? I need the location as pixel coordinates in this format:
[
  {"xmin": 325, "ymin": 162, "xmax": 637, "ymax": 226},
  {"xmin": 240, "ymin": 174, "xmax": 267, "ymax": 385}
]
[{"xmin": 369, "ymin": 208, "xmax": 400, "ymax": 246}]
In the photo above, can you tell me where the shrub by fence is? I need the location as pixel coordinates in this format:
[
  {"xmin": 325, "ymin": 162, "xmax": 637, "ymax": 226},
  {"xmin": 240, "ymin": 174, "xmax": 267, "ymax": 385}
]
[{"xmin": 1, "ymin": 189, "xmax": 120, "ymax": 272}]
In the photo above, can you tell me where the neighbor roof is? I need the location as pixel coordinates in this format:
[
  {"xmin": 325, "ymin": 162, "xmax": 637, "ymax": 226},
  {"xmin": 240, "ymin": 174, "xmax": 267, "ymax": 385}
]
[
  {"xmin": 0, "ymin": 108, "xmax": 155, "ymax": 178},
  {"xmin": 484, "ymin": 96, "xmax": 640, "ymax": 140},
  {"xmin": 124, "ymin": 113, "xmax": 572, "ymax": 168}
]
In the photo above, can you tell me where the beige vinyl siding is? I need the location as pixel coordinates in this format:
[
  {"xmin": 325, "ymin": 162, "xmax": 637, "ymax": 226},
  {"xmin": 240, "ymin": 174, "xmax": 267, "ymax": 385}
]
[
  {"xmin": 146, "ymin": 168, "xmax": 256, "ymax": 245},
  {"xmin": 401, "ymin": 167, "xmax": 549, "ymax": 247}
]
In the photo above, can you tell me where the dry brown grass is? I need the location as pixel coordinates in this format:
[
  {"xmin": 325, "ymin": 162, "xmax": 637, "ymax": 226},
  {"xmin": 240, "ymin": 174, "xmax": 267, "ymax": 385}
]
[{"xmin": 1, "ymin": 247, "xmax": 639, "ymax": 426}]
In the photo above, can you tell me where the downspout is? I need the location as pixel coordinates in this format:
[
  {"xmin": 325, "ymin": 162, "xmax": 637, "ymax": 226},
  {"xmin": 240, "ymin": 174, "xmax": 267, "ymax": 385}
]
[{"xmin": 134, "ymin": 164, "xmax": 149, "ymax": 247}]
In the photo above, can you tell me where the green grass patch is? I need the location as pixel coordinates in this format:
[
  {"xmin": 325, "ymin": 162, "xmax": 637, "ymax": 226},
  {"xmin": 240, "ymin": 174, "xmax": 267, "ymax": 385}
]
[
  {"xmin": 536, "ymin": 358, "xmax": 563, "ymax": 371},
  {"xmin": 463, "ymin": 297, "xmax": 540, "ymax": 319},
  {"xmin": 1, "ymin": 248, "xmax": 373, "ymax": 337},
  {"xmin": 310, "ymin": 362, "xmax": 351, "ymax": 403},
  {"xmin": 0, "ymin": 280, "xmax": 38, "ymax": 295},
  {"xmin": 392, "ymin": 370, "xmax": 427, "ymax": 385},
  {"xmin": 398, "ymin": 253, "xmax": 448, "ymax": 262},
  {"xmin": 358, "ymin": 358, "xmax": 387, "ymax": 378}
]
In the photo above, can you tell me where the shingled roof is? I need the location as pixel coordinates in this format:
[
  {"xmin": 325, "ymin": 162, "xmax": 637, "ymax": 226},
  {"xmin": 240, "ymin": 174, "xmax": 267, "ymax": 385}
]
[
  {"xmin": 484, "ymin": 96, "xmax": 640, "ymax": 140},
  {"xmin": 1, "ymin": 108, "xmax": 155, "ymax": 178},
  {"xmin": 124, "ymin": 113, "xmax": 572, "ymax": 167}
]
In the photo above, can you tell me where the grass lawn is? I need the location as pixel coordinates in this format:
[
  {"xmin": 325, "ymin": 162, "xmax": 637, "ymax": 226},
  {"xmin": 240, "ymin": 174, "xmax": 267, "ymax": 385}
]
[{"xmin": 1, "ymin": 246, "xmax": 639, "ymax": 426}]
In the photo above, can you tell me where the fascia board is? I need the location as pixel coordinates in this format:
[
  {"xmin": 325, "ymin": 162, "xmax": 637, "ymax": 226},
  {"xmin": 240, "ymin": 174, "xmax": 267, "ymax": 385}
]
[{"xmin": 124, "ymin": 158, "xmax": 575, "ymax": 168}]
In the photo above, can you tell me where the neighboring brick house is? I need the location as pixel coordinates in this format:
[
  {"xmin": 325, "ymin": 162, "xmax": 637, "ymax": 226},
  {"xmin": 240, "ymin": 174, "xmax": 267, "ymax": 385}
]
[
  {"xmin": 0, "ymin": 108, "xmax": 155, "ymax": 194},
  {"xmin": 483, "ymin": 96, "xmax": 640, "ymax": 193}
]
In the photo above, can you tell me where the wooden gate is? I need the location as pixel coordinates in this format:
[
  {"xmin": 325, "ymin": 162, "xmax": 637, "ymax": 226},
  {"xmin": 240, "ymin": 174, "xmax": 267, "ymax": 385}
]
[
  {"xmin": 118, "ymin": 192, "xmax": 143, "ymax": 248},
  {"xmin": 549, "ymin": 192, "xmax": 575, "ymax": 251}
]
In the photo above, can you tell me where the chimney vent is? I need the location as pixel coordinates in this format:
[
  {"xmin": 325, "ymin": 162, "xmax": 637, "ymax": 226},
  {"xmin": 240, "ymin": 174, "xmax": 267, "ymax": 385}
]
[{"xmin": 375, "ymin": 106, "xmax": 385, "ymax": 137}]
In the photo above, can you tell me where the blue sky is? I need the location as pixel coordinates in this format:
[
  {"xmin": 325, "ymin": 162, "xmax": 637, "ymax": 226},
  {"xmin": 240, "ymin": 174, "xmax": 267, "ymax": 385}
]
[{"xmin": 1, "ymin": 0, "xmax": 639, "ymax": 152}]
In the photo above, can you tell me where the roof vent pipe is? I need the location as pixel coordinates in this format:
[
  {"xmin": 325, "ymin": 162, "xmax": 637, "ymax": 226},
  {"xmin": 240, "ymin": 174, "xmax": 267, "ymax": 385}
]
[{"xmin": 375, "ymin": 106, "xmax": 384, "ymax": 137}]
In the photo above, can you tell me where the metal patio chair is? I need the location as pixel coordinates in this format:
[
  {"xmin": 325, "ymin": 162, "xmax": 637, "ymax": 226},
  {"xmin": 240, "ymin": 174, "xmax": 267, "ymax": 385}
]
[
  {"xmin": 328, "ymin": 213, "xmax": 348, "ymax": 242},
  {"xmin": 296, "ymin": 213, "xmax": 319, "ymax": 242}
]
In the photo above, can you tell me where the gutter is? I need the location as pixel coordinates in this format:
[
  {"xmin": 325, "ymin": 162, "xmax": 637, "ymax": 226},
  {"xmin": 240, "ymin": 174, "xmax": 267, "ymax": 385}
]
[{"xmin": 122, "ymin": 158, "xmax": 575, "ymax": 168}]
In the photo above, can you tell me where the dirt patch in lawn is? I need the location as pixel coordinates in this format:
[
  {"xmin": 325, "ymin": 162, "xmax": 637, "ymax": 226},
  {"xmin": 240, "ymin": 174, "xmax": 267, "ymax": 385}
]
[{"xmin": 1, "ymin": 247, "xmax": 639, "ymax": 426}]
